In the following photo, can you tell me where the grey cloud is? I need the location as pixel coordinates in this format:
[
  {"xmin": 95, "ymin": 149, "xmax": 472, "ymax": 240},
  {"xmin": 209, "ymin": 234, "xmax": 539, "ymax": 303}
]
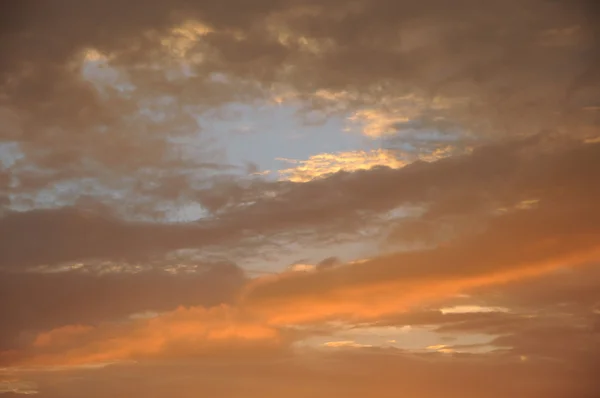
[
  {"xmin": 0, "ymin": 207, "xmax": 241, "ymax": 269},
  {"xmin": 1, "ymin": 0, "xmax": 599, "ymax": 219},
  {"xmin": 316, "ymin": 256, "xmax": 341, "ymax": 271},
  {"xmin": 0, "ymin": 263, "xmax": 246, "ymax": 350},
  {"xmin": 2, "ymin": 138, "xmax": 599, "ymax": 270},
  {"xmin": 219, "ymin": 138, "xmax": 600, "ymax": 239}
]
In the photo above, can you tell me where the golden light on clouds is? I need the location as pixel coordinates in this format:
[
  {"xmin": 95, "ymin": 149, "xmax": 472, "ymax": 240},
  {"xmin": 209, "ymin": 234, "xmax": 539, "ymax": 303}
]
[
  {"xmin": 277, "ymin": 149, "xmax": 407, "ymax": 182},
  {"xmin": 160, "ymin": 21, "xmax": 213, "ymax": 59},
  {"xmin": 323, "ymin": 341, "xmax": 372, "ymax": 348},
  {"xmin": 348, "ymin": 109, "xmax": 411, "ymax": 137},
  {"xmin": 82, "ymin": 48, "xmax": 108, "ymax": 62},
  {"xmin": 426, "ymin": 344, "xmax": 455, "ymax": 353}
]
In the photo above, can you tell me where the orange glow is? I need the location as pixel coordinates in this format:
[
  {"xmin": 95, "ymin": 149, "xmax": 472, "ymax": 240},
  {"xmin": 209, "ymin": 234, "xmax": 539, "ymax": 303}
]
[{"xmin": 6, "ymin": 241, "xmax": 599, "ymax": 368}]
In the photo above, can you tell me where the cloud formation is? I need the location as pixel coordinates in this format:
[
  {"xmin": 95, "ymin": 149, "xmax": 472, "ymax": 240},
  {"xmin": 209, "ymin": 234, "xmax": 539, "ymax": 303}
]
[
  {"xmin": 3, "ymin": 177, "xmax": 599, "ymax": 367},
  {"xmin": 1, "ymin": 1, "xmax": 599, "ymax": 396},
  {"xmin": 1, "ymin": 0, "xmax": 599, "ymax": 214},
  {"xmin": 2, "ymin": 137, "xmax": 598, "ymax": 270},
  {"xmin": 0, "ymin": 263, "xmax": 245, "ymax": 350}
]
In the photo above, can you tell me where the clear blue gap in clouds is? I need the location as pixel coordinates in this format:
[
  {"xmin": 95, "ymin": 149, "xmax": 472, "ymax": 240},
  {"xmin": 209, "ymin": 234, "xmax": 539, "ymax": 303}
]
[
  {"xmin": 0, "ymin": 97, "xmax": 443, "ymax": 272},
  {"xmin": 4, "ymin": 55, "xmax": 443, "ymax": 271},
  {"xmin": 199, "ymin": 101, "xmax": 382, "ymax": 176},
  {"xmin": 191, "ymin": 102, "xmax": 387, "ymax": 272},
  {"xmin": 0, "ymin": 142, "xmax": 22, "ymax": 169}
]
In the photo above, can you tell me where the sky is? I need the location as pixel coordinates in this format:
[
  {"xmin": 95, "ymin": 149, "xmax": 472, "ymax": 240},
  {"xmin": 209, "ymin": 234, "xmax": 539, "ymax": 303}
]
[{"xmin": 0, "ymin": 0, "xmax": 599, "ymax": 397}]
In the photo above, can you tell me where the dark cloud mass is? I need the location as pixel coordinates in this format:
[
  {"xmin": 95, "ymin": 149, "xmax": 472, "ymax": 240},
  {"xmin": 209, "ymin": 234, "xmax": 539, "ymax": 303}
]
[
  {"xmin": 2, "ymin": 138, "xmax": 598, "ymax": 269},
  {"xmin": 0, "ymin": 1, "xmax": 599, "ymax": 397},
  {"xmin": 0, "ymin": 0, "xmax": 599, "ymax": 210},
  {"xmin": 0, "ymin": 263, "xmax": 246, "ymax": 349}
]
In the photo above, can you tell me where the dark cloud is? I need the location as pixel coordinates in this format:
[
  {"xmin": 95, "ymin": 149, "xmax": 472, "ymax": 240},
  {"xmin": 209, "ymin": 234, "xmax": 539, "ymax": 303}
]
[
  {"xmin": 0, "ymin": 207, "xmax": 232, "ymax": 269},
  {"xmin": 0, "ymin": 263, "xmax": 246, "ymax": 350},
  {"xmin": 218, "ymin": 137, "xmax": 600, "ymax": 247},
  {"xmin": 316, "ymin": 256, "xmax": 341, "ymax": 271},
  {"xmin": 2, "ymin": 139, "xmax": 599, "ymax": 270},
  {"xmin": 1, "ymin": 0, "xmax": 599, "ymax": 217}
]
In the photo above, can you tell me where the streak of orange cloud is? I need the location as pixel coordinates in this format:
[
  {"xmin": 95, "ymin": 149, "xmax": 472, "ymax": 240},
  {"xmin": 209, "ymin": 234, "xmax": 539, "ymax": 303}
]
[
  {"xmin": 4, "ymin": 201, "xmax": 600, "ymax": 369},
  {"xmin": 4, "ymin": 305, "xmax": 279, "ymax": 369},
  {"xmin": 240, "ymin": 205, "xmax": 600, "ymax": 324},
  {"xmin": 5, "ymin": 238, "xmax": 599, "ymax": 370},
  {"xmin": 242, "ymin": 247, "xmax": 600, "ymax": 325}
]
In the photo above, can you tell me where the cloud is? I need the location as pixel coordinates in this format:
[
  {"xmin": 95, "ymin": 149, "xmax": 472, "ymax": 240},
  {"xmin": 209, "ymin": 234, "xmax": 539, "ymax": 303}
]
[
  {"xmin": 1, "ymin": 0, "xmax": 599, "ymax": 217},
  {"xmin": 240, "ymin": 197, "xmax": 600, "ymax": 324},
  {"xmin": 348, "ymin": 108, "xmax": 411, "ymax": 137},
  {"xmin": 275, "ymin": 146, "xmax": 464, "ymax": 183},
  {"xmin": 2, "ymin": 138, "xmax": 599, "ymax": 270},
  {"xmin": 0, "ymin": 377, "xmax": 38, "ymax": 395},
  {"xmin": 439, "ymin": 305, "xmax": 509, "ymax": 315},
  {"xmin": 352, "ymin": 261, "xmax": 600, "ymax": 366},
  {"xmin": 1, "ymin": 304, "xmax": 281, "ymax": 369},
  {"xmin": 322, "ymin": 340, "xmax": 372, "ymax": 348},
  {"xmin": 0, "ymin": 207, "xmax": 232, "ymax": 270},
  {"xmin": 4, "ymin": 187, "xmax": 599, "ymax": 368},
  {"xmin": 210, "ymin": 137, "xmax": 600, "ymax": 254},
  {"xmin": 0, "ymin": 263, "xmax": 245, "ymax": 350},
  {"xmin": 277, "ymin": 149, "xmax": 408, "ymax": 182}
]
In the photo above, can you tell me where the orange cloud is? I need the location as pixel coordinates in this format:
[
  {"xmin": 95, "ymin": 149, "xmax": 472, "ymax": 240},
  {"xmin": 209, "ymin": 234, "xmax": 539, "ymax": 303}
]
[
  {"xmin": 4, "ymin": 305, "xmax": 279, "ymax": 369},
  {"xmin": 277, "ymin": 150, "xmax": 408, "ymax": 182},
  {"xmin": 242, "ymin": 252, "xmax": 599, "ymax": 326},
  {"xmin": 33, "ymin": 325, "xmax": 93, "ymax": 348},
  {"xmin": 5, "ymin": 201, "xmax": 600, "ymax": 369},
  {"xmin": 240, "ymin": 203, "xmax": 600, "ymax": 324}
]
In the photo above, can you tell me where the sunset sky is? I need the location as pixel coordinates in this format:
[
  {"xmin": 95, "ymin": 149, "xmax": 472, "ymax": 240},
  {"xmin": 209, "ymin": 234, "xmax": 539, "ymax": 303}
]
[{"xmin": 0, "ymin": 1, "xmax": 599, "ymax": 397}]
